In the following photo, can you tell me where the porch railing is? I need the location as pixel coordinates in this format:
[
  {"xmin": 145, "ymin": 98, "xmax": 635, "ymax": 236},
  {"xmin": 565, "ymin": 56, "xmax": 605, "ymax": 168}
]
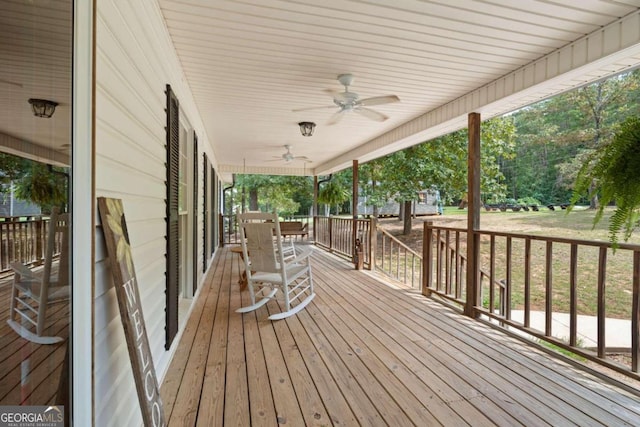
[
  {"xmin": 313, "ymin": 216, "xmax": 372, "ymax": 269},
  {"xmin": 220, "ymin": 214, "xmax": 313, "ymax": 246},
  {"xmin": 375, "ymin": 226, "xmax": 423, "ymax": 289},
  {"xmin": 0, "ymin": 216, "xmax": 53, "ymax": 274},
  {"xmin": 423, "ymin": 221, "xmax": 640, "ymax": 379}
]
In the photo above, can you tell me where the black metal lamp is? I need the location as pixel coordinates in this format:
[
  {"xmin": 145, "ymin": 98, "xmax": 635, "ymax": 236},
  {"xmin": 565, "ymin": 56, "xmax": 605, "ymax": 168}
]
[
  {"xmin": 298, "ymin": 121, "xmax": 315, "ymax": 137},
  {"xmin": 28, "ymin": 98, "xmax": 58, "ymax": 118}
]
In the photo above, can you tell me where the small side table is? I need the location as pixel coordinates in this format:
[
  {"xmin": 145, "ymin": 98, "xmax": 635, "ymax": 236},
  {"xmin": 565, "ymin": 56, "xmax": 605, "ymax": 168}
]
[{"xmin": 230, "ymin": 246, "xmax": 248, "ymax": 291}]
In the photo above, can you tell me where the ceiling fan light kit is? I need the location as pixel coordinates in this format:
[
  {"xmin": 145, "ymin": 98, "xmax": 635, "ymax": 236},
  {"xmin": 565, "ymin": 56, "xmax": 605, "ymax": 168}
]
[{"xmin": 292, "ymin": 73, "xmax": 400, "ymax": 125}]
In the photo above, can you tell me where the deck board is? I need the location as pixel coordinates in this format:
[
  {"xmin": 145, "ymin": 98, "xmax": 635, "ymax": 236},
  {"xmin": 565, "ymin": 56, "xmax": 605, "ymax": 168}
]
[{"xmin": 161, "ymin": 246, "xmax": 640, "ymax": 426}]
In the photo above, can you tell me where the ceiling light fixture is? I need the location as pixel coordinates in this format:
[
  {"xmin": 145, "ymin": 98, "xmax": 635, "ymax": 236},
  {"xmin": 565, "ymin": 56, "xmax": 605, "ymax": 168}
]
[
  {"xmin": 28, "ymin": 98, "xmax": 58, "ymax": 118},
  {"xmin": 298, "ymin": 121, "xmax": 315, "ymax": 137}
]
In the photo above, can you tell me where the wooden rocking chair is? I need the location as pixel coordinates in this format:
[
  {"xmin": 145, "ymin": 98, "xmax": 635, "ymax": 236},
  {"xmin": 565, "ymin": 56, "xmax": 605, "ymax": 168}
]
[
  {"xmin": 236, "ymin": 212, "xmax": 315, "ymax": 320},
  {"xmin": 7, "ymin": 208, "xmax": 70, "ymax": 344}
]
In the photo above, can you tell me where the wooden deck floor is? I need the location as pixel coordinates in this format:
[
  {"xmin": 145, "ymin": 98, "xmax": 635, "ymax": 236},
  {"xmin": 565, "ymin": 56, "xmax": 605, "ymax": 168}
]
[
  {"xmin": 161, "ymin": 246, "xmax": 640, "ymax": 426},
  {"xmin": 0, "ymin": 267, "xmax": 68, "ymax": 406}
]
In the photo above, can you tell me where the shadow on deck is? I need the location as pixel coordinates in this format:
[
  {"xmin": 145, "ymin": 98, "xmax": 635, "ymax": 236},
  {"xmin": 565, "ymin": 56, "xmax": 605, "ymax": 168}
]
[{"xmin": 161, "ymin": 246, "xmax": 640, "ymax": 426}]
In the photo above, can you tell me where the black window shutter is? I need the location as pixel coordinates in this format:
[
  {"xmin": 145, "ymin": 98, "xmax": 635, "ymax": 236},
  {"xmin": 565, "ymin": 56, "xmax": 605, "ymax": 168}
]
[
  {"xmin": 165, "ymin": 84, "xmax": 180, "ymax": 350},
  {"xmin": 213, "ymin": 171, "xmax": 218, "ymax": 251},
  {"xmin": 203, "ymin": 155, "xmax": 209, "ymax": 273},
  {"xmin": 192, "ymin": 132, "xmax": 199, "ymax": 294}
]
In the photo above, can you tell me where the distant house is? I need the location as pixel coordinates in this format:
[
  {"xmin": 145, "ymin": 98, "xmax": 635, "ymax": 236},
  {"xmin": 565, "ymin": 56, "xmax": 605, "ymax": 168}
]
[
  {"xmin": 0, "ymin": 192, "xmax": 41, "ymax": 217},
  {"xmin": 358, "ymin": 189, "xmax": 441, "ymax": 217}
]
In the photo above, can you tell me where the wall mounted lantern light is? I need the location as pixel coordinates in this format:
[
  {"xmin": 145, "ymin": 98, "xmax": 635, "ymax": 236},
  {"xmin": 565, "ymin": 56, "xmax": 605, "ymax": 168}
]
[
  {"xmin": 28, "ymin": 98, "xmax": 58, "ymax": 118},
  {"xmin": 298, "ymin": 121, "xmax": 315, "ymax": 137}
]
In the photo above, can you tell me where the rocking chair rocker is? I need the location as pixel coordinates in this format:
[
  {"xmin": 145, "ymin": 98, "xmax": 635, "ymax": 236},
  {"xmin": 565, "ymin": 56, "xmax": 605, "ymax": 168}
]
[{"xmin": 236, "ymin": 212, "xmax": 315, "ymax": 320}]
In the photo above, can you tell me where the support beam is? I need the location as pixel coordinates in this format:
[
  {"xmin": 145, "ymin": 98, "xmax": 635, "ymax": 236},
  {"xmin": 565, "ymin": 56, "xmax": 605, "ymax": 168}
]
[
  {"xmin": 465, "ymin": 112, "xmax": 481, "ymax": 318},
  {"xmin": 313, "ymin": 175, "xmax": 318, "ymax": 241},
  {"xmin": 352, "ymin": 160, "xmax": 359, "ymax": 267},
  {"xmin": 313, "ymin": 175, "xmax": 318, "ymax": 217}
]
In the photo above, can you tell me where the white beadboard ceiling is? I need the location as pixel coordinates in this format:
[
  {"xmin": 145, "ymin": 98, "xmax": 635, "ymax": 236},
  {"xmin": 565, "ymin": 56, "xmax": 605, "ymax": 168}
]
[
  {"xmin": 1, "ymin": 1, "xmax": 640, "ymax": 177},
  {"xmin": 0, "ymin": 0, "xmax": 72, "ymax": 166},
  {"xmin": 159, "ymin": 0, "xmax": 640, "ymax": 178}
]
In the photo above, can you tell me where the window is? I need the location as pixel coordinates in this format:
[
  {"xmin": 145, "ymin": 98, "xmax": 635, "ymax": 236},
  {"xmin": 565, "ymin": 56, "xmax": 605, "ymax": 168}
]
[{"xmin": 0, "ymin": 0, "xmax": 73, "ymax": 410}]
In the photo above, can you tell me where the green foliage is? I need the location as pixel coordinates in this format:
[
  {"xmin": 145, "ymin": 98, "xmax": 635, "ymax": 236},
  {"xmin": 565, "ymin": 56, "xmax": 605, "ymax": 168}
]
[
  {"xmin": 318, "ymin": 178, "xmax": 350, "ymax": 214},
  {"xmin": 570, "ymin": 116, "xmax": 640, "ymax": 245},
  {"xmin": 13, "ymin": 163, "xmax": 68, "ymax": 213},
  {"xmin": 504, "ymin": 70, "xmax": 640, "ymax": 205},
  {"xmin": 235, "ymin": 174, "xmax": 313, "ymax": 215},
  {"xmin": 516, "ymin": 197, "xmax": 542, "ymax": 206},
  {"xmin": 0, "ymin": 153, "xmax": 30, "ymax": 184}
]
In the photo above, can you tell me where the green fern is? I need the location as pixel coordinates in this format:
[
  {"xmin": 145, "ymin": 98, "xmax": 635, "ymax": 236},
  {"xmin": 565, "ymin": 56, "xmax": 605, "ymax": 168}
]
[{"xmin": 570, "ymin": 116, "xmax": 640, "ymax": 247}]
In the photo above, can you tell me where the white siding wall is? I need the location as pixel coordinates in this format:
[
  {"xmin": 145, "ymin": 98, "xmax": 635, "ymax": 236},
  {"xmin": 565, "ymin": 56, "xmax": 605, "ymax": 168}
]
[{"xmin": 95, "ymin": 1, "xmax": 216, "ymax": 425}]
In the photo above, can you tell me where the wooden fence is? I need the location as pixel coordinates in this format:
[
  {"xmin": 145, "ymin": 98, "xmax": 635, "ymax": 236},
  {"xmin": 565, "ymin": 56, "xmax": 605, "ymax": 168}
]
[{"xmin": 423, "ymin": 221, "xmax": 640, "ymax": 379}]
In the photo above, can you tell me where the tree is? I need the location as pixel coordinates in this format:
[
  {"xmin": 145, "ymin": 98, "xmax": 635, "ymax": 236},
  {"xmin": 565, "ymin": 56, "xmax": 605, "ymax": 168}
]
[
  {"xmin": 234, "ymin": 174, "xmax": 313, "ymax": 216},
  {"xmin": 369, "ymin": 116, "xmax": 516, "ymax": 234},
  {"xmin": 570, "ymin": 116, "xmax": 640, "ymax": 245},
  {"xmin": 359, "ymin": 159, "xmax": 387, "ymax": 218}
]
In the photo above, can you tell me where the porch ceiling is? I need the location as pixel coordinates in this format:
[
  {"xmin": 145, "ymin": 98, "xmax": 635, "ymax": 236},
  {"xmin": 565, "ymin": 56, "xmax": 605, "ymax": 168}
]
[{"xmin": 159, "ymin": 0, "xmax": 640, "ymax": 179}]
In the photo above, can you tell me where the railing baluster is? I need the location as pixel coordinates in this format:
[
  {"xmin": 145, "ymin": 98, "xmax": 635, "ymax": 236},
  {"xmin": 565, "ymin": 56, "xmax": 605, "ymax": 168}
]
[
  {"xmin": 597, "ymin": 246, "xmax": 607, "ymax": 359},
  {"xmin": 436, "ymin": 229, "xmax": 442, "ymax": 291},
  {"xmin": 445, "ymin": 230, "xmax": 451, "ymax": 295},
  {"xmin": 395, "ymin": 241, "xmax": 400, "ymax": 279},
  {"xmin": 524, "ymin": 237, "xmax": 531, "ymax": 328},
  {"xmin": 506, "ymin": 237, "xmax": 512, "ymax": 321},
  {"xmin": 570, "ymin": 243, "xmax": 578, "ymax": 347},
  {"xmin": 403, "ymin": 248, "xmax": 407, "ymax": 283},
  {"xmin": 490, "ymin": 235, "xmax": 495, "ymax": 315},
  {"xmin": 455, "ymin": 231, "xmax": 461, "ymax": 299},
  {"xmin": 633, "ymin": 251, "xmax": 640, "ymax": 372},
  {"xmin": 545, "ymin": 241, "xmax": 553, "ymax": 337},
  {"xmin": 423, "ymin": 222, "xmax": 433, "ymax": 295}
]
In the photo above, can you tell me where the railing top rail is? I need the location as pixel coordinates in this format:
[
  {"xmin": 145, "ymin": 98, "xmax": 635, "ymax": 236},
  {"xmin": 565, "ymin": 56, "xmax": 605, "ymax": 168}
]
[
  {"xmin": 425, "ymin": 223, "xmax": 640, "ymax": 251},
  {"xmin": 376, "ymin": 225, "xmax": 422, "ymax": 258}
]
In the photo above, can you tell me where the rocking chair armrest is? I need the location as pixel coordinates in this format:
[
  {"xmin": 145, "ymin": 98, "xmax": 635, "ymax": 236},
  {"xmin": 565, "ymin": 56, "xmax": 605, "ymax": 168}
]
[
  {"xmin": 285, "ymin": 246, "xmax": 313, "ymax": 266},
  {"xmin": 10, "ymin": 262, "xmax": 36, "ymax": 280}
]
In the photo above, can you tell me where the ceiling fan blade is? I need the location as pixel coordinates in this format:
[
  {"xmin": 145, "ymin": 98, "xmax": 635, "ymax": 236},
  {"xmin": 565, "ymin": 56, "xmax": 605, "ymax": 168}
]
[
  {"xmin": 294, "ymin": 156, "xmax": 310, "ymax": 161},
  {"xmin": 292, "ymin": 105, "xmax": 336, "ymax": 112},
  {"xmin": 327, "ymin": 110, "xmax": 345, "ymax": 125},
  {"xmin": 355, "ymin": 107, "xmax": 388, "ymax": 122},
  {"xmin": 359, "ymin": 95, "xmax": 400, "ymax": 106}
]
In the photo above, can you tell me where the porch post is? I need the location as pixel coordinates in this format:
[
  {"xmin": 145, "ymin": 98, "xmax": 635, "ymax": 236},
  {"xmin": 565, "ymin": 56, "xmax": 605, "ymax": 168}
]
[
  {"xmin": 313, "ymin": 175, "xmax": 318, "ymax": 241},
  {"xmin": 352, "ymin": 160, "xmax": 362, "ymax": 268},
  {"xmin": 465, "ymin": 112, "xmax": 481, "ymax": 318}
]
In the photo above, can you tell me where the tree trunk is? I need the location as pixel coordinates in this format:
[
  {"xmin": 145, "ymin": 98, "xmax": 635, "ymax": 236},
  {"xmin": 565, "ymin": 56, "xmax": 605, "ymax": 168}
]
[
  {"xmin": 589, "ymin": 179, "xmax": 599, "ymax": 210},
  {"xmin": 249, "ymin": 189, "xmax": 258, "ymax": 211},
  {"xmin": 402, "ymin": 200, "xmax": 412, "ymax": 235},
  {"xmin": 398, "ymin": 202, "xmax": 404, "ymax": 221}
]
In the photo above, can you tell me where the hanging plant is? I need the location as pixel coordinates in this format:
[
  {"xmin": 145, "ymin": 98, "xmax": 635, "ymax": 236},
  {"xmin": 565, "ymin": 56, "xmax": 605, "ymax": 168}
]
[
  {"xmin": 318, "ymin": 180, "xmax": 350, "ymax": 215},
  {"xmin": 14, "ymin": 163, "xmax": 68, "ymax": 214},
  {"xmin": 570, "ymin": 116, "xmax": 640, "ymax": 246}
]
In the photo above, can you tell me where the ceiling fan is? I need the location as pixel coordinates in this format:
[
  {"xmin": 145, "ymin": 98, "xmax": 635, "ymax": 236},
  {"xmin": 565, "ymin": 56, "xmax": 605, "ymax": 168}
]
[
  {"xmin": 268, "ymin": 145, "xmax": 310, "ymax": 163},
  {"xmin": 293, "ymin": 73, "xmax": 400, "ymax": 125}
]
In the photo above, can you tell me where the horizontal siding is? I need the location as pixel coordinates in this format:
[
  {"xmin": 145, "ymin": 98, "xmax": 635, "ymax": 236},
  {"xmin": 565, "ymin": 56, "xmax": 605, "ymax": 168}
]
[{"xmin": 94, "ymin": 0, "xmax": 216, "ymax": 426}]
